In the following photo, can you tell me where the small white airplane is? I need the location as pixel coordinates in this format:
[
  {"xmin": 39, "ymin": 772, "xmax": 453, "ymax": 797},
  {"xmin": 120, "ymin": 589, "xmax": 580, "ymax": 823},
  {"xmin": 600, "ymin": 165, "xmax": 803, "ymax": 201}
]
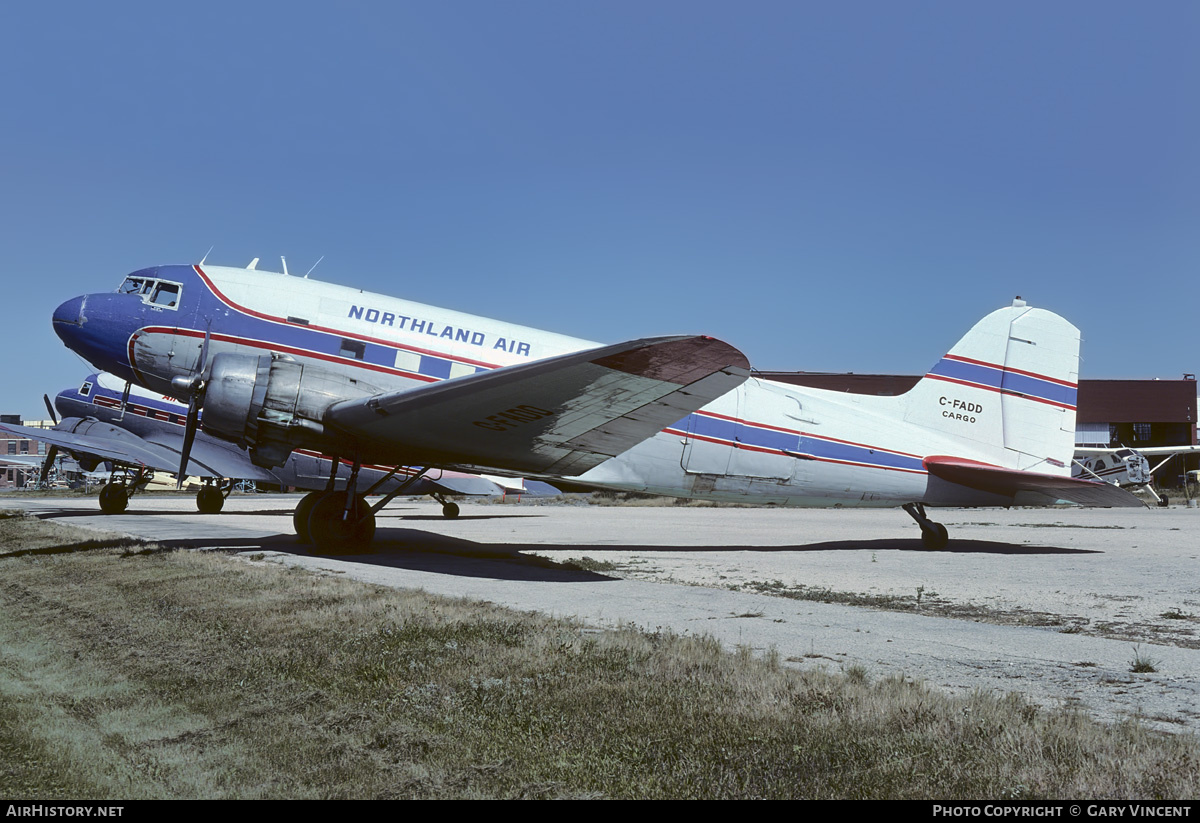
[
  {"xmin": 1072, "ymin": 445, "xmax": 1200, "ymax": 506},
  {"xmin": 50, "ymin": 262, "xmax": 1142, "ymax": 552},
  {"xmin": 0, "ymin": 372, "xmax": 554, "ymax": 538}
]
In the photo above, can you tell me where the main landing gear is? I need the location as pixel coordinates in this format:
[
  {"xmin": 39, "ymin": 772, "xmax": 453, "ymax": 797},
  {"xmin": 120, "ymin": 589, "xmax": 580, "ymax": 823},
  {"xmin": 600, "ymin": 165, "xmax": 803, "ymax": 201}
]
[
  {"xmin": 195, "ymin": 480, "xmax": 231, "ymax": 514},
  {"xmin": 904, "ymin": 502, "xmax": 949, "ymax": 550},
  {"xmin": 97, "ymin": 466, "xmax": 152, "ymax": 514},
  {"xmin": 99, "ymin": 482, "xmax": 130, "ymax": 514},
  {"xmin": 293, "ymin": 459, "xmax": 435, "ymax": 554}
]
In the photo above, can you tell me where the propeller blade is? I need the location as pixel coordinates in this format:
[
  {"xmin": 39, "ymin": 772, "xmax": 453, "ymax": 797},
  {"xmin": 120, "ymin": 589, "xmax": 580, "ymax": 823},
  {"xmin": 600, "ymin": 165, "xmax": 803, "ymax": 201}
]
[
  {"xmin": 177, "ymin": 395, "xmax": 201, "ymax": 490},
  {"xmin": 43, "ymin": 394, "xmax": 58, "ymax": 425},
  {"xmin": 38, "ymin": 445, "xmax": 59, "ymax": 486}
]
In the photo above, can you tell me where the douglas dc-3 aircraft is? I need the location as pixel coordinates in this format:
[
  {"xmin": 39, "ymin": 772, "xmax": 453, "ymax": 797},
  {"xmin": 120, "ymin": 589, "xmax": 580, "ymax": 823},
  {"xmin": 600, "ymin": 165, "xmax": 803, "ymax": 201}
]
[
  {"xmin": 0, "ymin": 373, "xmax": 548, "ymax": 535},
  {"xmin": 51, "ymin": 262, "xmax": 1142, "ymax": 552}
]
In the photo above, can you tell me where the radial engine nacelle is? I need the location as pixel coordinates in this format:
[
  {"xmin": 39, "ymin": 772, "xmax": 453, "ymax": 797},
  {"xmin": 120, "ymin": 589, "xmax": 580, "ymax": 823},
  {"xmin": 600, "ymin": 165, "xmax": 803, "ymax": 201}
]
[{"xmin": 200, "ymin": 353, "xmax": 381, "ymax": 468}]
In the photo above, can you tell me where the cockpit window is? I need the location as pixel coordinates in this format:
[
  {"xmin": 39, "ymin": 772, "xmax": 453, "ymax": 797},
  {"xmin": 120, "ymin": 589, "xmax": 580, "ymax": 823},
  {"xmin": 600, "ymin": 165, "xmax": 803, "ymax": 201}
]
[
  {"xmin": 150, "ymin": 282, "xmax": 179, "ymax": 307},
  {"xmin": 79, "ymin": 381, "xmax": 92, "ymax": 397},
  {"xmin": 117, "ymin": 276, "xmax": 182, "ymax": 310}
]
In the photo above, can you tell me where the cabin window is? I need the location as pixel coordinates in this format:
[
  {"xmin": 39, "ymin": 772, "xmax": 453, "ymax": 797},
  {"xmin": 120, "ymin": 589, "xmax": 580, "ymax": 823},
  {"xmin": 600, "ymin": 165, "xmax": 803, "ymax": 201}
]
[{"xmin": 340, "ymin": 339, "xmax": 366, "ymax": 360}]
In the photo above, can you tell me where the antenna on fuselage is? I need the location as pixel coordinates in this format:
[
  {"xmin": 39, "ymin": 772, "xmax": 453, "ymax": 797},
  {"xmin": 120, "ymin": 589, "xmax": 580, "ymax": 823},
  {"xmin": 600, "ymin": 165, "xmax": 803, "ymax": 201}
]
[
  {"xmin": 304, "ymin": 255, "xmax": 324, "ymax": 279},
  {"xmin": 281, "ymin": 256, "xmax": 289, "ymax": 276},
  {"xmin": 199, "ymin": 245, "xmax": 214, "ymax": 265},
  {"xmin": 246, "ymin": 258, "xmax": 259, "ymax": 270}
]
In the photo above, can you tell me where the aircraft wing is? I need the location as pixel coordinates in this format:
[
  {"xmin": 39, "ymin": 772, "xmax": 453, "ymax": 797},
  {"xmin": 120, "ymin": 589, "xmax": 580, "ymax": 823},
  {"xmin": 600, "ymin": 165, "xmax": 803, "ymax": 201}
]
[
  {"xmin": 0, "ymin": 419, "xmax": 278, "ymax": 482},
  {"xmin": 925, "ymin": 455, "xmax": 1145, "ymax": 508},
  {"xmin": 325, "ymin": 335, "xmax": 751, "ymax": 477}
]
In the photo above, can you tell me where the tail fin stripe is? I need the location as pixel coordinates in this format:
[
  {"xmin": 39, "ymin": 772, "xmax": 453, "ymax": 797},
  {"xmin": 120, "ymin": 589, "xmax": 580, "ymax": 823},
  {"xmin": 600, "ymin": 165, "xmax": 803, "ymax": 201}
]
[
  {"xmin": 926, "ymin": 373, "xmax": 1076, "ymax": 410},
  {"xmin": 943, "ymin": 354, "xmax": 1076, "ymax": 388},
  {"xmin": 928, "ymin": 359, "xmax": 1077, "ymax": 408}
]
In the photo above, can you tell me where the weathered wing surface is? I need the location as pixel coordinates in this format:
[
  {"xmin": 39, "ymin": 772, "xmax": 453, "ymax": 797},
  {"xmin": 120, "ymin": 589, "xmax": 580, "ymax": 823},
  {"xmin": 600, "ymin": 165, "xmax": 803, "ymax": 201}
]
[
  {"xmin": 325, "ymin": 335, "xmax": 751, "ymax": 476},
  {"xmin": 924, "ymin": 455, "xmax": 1145, "ymax": 507},
  {"xmin": 0, "ymin": 419, "xmax": 279, "ymax": 482}
]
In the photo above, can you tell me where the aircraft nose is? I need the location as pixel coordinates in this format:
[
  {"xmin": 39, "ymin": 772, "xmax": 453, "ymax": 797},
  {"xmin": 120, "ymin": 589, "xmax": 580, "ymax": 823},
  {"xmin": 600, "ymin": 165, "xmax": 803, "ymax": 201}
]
[{"xmin": 53, "ymin": 295, "xmax": 84, "ymax": 327}]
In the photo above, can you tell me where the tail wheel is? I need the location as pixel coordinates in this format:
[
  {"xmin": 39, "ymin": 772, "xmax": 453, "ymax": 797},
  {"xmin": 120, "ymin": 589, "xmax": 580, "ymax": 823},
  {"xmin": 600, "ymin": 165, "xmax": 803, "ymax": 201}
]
[
  {"xmin": 308, "ymin": 492, "xmax": 376, "ymax": 554},
  {"xmin": 921, "ymin": 522, "xmax": 949, "ymax": 551},
  {"xmin": 98, "ymin": 484, "xmax": 128, "ymax": 515}
]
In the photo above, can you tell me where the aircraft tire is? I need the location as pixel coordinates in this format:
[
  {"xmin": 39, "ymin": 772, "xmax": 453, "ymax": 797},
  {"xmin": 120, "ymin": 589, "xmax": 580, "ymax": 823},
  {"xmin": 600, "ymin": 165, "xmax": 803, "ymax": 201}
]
[
  {"xmin": 442, "ymin": 501, "xmax": 460, "ymax": 519},
  {"xmin": 308, "ymin": 492, "xmax": 376, "ymax": 554},
  {"xmin": 921, "ymin": 522, "xmax": 949, "ymax": 551},
  {"xmin": 1158, "ymin": 495, "xmax": 1170, "ymax": 508},
  {"xmin": 292, "ymin": 491, "xmax": 326, "ymax": 544},
  {"xmin": 196, "ymin": 486, "xmax": 225, "ymax": 514},
  {"xmin": 99, "ymin": 484, "xmax": 128, "ymax": 515}
]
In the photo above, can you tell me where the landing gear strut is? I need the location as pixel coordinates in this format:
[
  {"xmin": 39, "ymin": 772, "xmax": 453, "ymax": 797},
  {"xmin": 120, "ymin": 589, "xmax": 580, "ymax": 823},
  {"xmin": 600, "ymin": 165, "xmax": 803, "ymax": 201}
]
[{"xmin": 904, "ymin": 503, "xmax": 949, "ymax": 550}]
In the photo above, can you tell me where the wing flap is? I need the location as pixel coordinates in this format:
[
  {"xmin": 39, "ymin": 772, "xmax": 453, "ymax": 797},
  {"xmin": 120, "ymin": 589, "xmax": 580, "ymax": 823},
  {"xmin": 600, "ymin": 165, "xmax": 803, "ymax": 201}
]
[
  {"xmin": 925, "ymin": 455, "xmax": 1145, "ymax": 508},
  {"xmin": 325, "ymin": 335, "xmax": 751, "ymax": 476}
]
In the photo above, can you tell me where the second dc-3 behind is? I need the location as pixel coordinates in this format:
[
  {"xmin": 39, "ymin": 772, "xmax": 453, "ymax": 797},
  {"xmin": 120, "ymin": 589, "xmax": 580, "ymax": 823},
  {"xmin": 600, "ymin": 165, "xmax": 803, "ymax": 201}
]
[{"xmin": 51, "ymin": 261, "xmax": 1141, "ymax": 552}]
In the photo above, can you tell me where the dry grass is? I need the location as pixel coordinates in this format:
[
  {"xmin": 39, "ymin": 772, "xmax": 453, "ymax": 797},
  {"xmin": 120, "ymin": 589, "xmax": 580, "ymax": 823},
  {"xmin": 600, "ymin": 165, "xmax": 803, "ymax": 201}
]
[{"xmin": 0, "ymin": 514, "xmax": 1197, "ymax": 799}]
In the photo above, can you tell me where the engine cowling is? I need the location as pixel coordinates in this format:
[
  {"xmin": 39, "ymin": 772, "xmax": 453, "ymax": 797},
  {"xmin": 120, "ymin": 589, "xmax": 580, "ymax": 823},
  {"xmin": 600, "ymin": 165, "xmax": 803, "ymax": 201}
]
[{"xmin": 202, "ymin": 352, "xmax": 381, "ymax": 468}]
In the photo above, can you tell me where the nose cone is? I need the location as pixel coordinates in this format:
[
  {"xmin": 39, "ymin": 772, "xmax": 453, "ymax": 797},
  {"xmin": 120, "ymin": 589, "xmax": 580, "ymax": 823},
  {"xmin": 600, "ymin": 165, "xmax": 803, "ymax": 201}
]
[
  {"xmin": 52, "ymin": 292, "xmax": 141, "ymax": 380},
  {"xmin": 53, "ymin": 390, "xmax": 72, "ymax": 420},
  {"xmin": 53, "ymin": 295, "xmax": 85, "ymax": 329}
]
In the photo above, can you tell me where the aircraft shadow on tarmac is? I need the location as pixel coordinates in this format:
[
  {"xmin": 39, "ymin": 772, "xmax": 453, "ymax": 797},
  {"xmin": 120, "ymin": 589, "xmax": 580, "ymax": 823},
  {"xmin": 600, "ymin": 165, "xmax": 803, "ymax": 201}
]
[
  {"xmin": 137, "ymin": 525, "xmax": 1101, "ymax": 586},
  {"xmin": 35, "ymin": 507, "xmax": 542, "ymax": 522}
]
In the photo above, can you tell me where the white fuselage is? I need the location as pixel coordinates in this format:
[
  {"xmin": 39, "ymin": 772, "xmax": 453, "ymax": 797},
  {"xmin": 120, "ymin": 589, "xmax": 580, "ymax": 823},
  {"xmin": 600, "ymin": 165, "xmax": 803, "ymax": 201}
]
[{"xmin": 163, "ymin": 266, "xmax": 1005, "ymax": 508}]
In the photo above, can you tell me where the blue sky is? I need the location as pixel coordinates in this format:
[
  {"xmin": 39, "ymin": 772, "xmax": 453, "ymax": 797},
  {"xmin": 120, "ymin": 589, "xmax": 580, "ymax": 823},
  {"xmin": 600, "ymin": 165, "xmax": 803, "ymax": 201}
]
[{"xmin": 2, "ymin": 1, "xmax": 1197, "ymax": 420}]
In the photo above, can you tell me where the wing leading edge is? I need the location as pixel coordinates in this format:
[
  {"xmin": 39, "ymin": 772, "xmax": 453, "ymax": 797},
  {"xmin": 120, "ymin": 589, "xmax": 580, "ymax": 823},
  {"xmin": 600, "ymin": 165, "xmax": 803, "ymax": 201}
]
[
  {"xmin": 924, "ymin": 455, "xmax": 1145, "ymax": 508},
  {"xmin": 325, "ymin": 335, "xmax": 752, "ymax": 477}
]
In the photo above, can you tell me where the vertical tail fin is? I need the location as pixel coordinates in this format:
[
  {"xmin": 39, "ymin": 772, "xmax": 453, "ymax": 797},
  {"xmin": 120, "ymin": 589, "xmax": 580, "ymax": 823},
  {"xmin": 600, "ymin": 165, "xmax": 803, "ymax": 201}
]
[{"xmin": 902, "ymin": 300, "xmax": 1080, "ymax": 474}]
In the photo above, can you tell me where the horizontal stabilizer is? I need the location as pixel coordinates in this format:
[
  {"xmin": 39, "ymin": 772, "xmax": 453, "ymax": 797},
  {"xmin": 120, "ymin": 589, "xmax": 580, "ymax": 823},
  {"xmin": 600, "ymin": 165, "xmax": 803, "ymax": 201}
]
[
  {"xmin": 325, "ymin": 335, "xmax": 751, "ymax": 476},
  {"xmin": 925, "ymin": 455, "xmax": 1144, "ymax": 508}
]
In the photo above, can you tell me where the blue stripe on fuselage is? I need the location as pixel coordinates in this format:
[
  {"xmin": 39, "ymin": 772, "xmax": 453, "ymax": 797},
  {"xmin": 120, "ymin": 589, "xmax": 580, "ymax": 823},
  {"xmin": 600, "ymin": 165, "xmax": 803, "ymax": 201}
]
[{"xmin": 671, "ymin": 413, "xmax": 926, "ymax": 473}]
